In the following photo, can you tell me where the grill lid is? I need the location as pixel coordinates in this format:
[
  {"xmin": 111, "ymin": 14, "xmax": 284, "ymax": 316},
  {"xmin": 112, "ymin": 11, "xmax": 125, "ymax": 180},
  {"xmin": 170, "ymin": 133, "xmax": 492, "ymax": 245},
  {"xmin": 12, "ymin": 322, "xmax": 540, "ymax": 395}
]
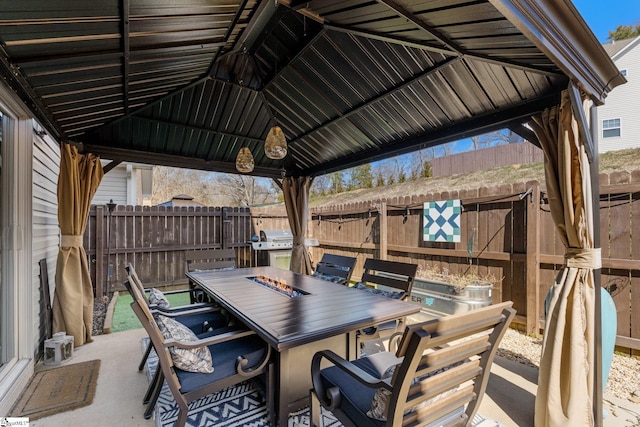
[
  {"xmin": 253, "ymin": 229, "xmax": 293, "ymax": 250},
  {"xmin": 259, "ymin": 229, "xmax": 293, "ymax": 242}
]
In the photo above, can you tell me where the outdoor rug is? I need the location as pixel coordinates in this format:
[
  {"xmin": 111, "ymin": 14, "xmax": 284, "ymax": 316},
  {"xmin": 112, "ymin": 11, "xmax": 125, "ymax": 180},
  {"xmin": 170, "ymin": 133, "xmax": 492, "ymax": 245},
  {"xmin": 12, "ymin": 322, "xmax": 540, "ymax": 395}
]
[
  {"xmin": 142, "ymin": 338, "xmax": 341, "ymax": 427},
  {"xmin": 9, "ymin": 359, "xmax": 100, "ymax": 420},
  {"xmin": 142, "ymin": 338, "xmax": 502, "ymax": 427}
]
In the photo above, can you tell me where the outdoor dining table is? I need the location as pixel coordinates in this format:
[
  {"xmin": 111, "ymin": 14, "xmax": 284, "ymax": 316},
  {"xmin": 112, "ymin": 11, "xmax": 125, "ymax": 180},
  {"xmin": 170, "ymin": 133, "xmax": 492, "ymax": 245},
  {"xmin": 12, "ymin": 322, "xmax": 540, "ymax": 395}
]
[{"xmin": 186, "ymin": 266, "xmax": 422, "ymax": 427}]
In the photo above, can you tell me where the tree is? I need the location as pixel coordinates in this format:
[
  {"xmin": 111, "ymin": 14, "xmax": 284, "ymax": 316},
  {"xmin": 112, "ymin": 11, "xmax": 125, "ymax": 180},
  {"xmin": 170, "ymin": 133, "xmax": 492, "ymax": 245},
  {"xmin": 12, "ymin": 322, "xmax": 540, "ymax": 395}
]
[
  {"xmin": 421, "ymin": 161, "xmax": 432, "ymax": 178},
  {"xmin": 217, "ymin": 174, "xmax": 275, "ymax": 206},
  {"xmin": 310, "ymin": 175, "xmax": 330, "ymax": 197},
  {"xmin": 151, "ymin": 167, "xmax": 221, "ymax": 206},
  {"xmin": 608, "ymin": 24, "xmax": 640, "ymax": 41},
  {"xmin": 328, "ymin": 171, "xmax": 345, "ymax": 194},
  {"xmin": 470, "ymin": 130, "xmax": 511, "ymax": 150},
  {"xmin": 350, "ymin": 164, "xmax": 374, "ymax": 189}
]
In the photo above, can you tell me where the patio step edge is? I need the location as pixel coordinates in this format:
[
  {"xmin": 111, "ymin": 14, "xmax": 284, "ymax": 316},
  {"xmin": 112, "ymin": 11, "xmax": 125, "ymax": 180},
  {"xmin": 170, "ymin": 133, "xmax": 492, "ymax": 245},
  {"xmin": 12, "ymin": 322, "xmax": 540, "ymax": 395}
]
[{"xmin": 103, "ymin": 291, "xmax": 119, "ymax": 334}]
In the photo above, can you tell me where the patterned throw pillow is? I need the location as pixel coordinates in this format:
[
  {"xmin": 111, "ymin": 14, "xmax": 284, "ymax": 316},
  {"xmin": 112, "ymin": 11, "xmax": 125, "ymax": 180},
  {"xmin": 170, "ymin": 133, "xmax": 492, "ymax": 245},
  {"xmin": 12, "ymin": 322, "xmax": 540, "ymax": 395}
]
[
  {"xmin": 148, "ymin": 288, "xmax": 170, "ymax": 309},
  {"xmin": 354, "ymin": 282, "xmax": 404, "ymax": 300},
  {"xmin": 311, "ymin": 272, "xmax": 347, "ymax": 285},
  {"xmin": 367, "ymin": 362, "xmax": 462, "ymax": 421},
  {"xmin": 155, "ymin": 315, "xmax": 214, "ymax": 374},
  {"xmin": 367, "ymin": 364, "xmax": 398, "ymax": 420}
]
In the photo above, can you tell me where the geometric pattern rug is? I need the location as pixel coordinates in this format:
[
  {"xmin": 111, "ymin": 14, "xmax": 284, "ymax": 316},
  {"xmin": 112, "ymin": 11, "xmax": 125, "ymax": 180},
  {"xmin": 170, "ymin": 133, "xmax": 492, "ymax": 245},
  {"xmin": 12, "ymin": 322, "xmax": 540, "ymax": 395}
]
[
  {"xmin": 142, "ymin": 338, "xmax": 341, "ymax": 427},
  {"xmin": 142, "ymin": 338, "xmax": 502, "ymax": 427}
]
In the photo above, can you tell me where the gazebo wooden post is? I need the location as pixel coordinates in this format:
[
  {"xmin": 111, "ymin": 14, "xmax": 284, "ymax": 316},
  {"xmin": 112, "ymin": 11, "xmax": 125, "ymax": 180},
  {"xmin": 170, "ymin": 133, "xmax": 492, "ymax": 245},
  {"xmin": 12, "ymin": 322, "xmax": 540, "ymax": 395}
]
[{"xmin": 525, "ymin": 182, "xmax": 541, "ymax": 336}]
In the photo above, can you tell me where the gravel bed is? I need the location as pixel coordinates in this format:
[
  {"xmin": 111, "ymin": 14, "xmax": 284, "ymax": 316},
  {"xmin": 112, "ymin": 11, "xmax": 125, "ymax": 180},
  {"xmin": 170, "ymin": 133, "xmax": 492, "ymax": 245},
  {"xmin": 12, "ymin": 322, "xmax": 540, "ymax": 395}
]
[
  {"xmin": 498, "ymin": 328, "xmax": 640, "ymax": 404},
  {"xmin": 92, "ymin": 295, "xmax": 111, "ymax": 336}
]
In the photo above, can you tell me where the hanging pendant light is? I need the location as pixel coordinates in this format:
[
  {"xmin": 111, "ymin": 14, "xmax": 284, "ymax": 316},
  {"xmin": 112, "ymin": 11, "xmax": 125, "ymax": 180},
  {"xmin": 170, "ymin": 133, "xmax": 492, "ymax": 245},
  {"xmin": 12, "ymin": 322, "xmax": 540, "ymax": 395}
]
[
  {"xmin": 236, "ymin": 147, "xmax": 254, "ymax": 173},
  {"xmin": 264, "ymin": 125, "xmax": 287, "ymax": 159}
]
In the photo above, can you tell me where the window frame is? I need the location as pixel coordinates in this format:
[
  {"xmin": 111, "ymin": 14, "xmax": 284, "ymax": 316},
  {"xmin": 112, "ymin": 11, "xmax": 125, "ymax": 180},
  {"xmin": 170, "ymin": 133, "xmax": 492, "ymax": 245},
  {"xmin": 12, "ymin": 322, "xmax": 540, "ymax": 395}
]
[{"xmin": 602, "ymin": 118, "xmax": 621, "ymax": 138}]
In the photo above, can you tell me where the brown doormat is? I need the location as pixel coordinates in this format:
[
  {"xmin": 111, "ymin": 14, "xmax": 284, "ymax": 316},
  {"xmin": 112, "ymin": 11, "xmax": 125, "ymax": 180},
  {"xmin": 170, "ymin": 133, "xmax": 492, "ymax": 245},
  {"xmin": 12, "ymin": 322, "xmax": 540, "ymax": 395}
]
[{"xmin": 9, "ymin": 359, "xmax": 100, "ymax": 420}]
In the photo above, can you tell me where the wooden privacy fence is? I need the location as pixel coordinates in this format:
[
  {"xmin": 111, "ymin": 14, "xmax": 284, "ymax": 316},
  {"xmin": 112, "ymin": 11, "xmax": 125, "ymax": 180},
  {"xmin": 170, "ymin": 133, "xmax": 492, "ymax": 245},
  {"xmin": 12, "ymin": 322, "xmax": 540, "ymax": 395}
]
[
  {"xmin": 83, "ymin": 205, "xmax": 257, "ymax": 295},
  {"xmin": 83, "ymin": 171, "xmax": 639, "ymax": 353},
  {"xmin": 306, "ymin": 172, "xmax": 639, "ymax": 354}
]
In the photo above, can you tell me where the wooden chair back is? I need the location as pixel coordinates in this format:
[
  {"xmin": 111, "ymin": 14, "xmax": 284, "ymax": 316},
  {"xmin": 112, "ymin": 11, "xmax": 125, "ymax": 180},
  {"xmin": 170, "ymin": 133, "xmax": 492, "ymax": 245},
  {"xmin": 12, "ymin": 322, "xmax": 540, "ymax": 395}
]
[
  {"xmin": 360, "ymin": 258, "xmax": 418, "ymax": 301},
  {"xmin": 389, "ymin": 301, "xmax": 516, "ymax": 426},
  {"xmin": 185, "ymin": 248, "xmax": 236, "ymax": 272},
  {"xmin": 313, "ymin": 253, "xmax": 357, "ymax": 285},
  {"xmin": 124, "ymin": 263, "xmax": 151, "ymax": 305},
  {"xmin": 311, "ymin": 301, "xmax": 516, "ymax": 427}
]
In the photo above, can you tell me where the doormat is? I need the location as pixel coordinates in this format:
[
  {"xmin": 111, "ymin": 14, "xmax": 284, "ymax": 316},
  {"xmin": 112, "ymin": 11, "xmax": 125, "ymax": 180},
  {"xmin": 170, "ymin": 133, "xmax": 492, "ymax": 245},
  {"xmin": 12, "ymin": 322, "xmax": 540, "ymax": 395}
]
[{"xmin": 9, "ymin": 359, "xmax": 100, "ymax": 420}]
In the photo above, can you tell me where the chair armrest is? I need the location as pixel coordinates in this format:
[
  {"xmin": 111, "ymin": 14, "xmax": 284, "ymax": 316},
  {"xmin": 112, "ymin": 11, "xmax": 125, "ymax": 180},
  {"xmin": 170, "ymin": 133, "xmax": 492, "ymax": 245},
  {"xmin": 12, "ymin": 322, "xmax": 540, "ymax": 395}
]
[
  {"xmin": 150, "ymin": 305, "xmax": 222, "ymax": 318},
  {"xmin": 158, "ymin": 288, "xmax": 197, "ymax": 296},
  {"xmin": 164, "ymin": 328, "xmax": 256, "ymax": 349},
  {"xmin": 311, "ymin": 349, "xmax": 391, "ymax": 411},
  {"xmin": 152, "ymin": 302, "xmax": 218, "ymax": 314}
]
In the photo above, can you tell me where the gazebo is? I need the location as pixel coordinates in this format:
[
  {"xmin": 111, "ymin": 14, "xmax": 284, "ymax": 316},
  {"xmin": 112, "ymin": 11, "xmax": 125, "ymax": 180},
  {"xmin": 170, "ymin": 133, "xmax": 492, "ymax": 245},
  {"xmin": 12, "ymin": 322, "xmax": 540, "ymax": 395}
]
[{"xmin": 0, "ymin": 1, "xmax": 624, "ymax": 425}]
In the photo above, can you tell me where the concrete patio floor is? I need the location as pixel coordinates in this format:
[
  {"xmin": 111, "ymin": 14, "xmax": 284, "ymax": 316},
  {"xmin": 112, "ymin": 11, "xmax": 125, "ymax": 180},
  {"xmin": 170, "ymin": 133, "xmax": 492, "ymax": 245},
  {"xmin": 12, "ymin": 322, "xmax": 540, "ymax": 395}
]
[{"xmin": 24, "ymin": 328, "xmax": 640, "ymax": 427}]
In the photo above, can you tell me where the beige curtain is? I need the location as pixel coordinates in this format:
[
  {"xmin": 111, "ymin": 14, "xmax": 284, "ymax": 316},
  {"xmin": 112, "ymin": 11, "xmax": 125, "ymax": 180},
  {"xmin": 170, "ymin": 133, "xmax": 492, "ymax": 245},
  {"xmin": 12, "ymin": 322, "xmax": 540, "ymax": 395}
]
[
  {"xmin": 531, "ymin": 90, "xmax": 598, "ymax": 426},
  {"xmin": 283, "ymin": 176, "xmax": 312, "ymax": 274},
  {"xmin": 53, "ymin": 144, "xmax": 104, "ymax": 347}
]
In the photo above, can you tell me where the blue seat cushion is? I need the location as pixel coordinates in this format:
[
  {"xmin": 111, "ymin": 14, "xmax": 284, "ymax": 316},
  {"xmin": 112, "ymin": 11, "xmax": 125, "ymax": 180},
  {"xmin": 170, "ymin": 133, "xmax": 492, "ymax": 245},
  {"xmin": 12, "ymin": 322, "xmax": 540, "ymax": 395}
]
[
  {"xmin": 311, "ymin": 272, "xmax": 347, "ymax": 285},
  {"xmin": 353, "ymin": 282, "xmax": 404, "ymax": 300},
  {"xmin": 319, "ymin": 357, "xmax": 393, "ymax": 427},
  {"xmin": 175, "ymin": 334, "xmax": 267, "ymax": 394},
  {"xmin": 172, "ymin": 311, "xmax": 228, "ymax": 333}
]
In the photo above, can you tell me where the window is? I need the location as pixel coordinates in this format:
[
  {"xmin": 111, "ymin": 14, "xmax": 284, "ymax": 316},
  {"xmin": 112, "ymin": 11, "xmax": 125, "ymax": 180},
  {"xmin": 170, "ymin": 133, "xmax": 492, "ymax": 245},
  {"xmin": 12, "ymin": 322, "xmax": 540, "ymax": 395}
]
[{"xmin": 602, "ymin": 118, "xmax": 621, "ymax": 138}]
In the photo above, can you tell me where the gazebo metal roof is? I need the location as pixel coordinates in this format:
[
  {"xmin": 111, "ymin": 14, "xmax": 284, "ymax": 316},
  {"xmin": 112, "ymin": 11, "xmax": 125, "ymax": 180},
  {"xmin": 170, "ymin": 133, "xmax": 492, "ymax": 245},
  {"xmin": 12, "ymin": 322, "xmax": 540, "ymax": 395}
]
[{"xmin": 0, "ymin": 0, "xmax": 624, "ymax": 178}]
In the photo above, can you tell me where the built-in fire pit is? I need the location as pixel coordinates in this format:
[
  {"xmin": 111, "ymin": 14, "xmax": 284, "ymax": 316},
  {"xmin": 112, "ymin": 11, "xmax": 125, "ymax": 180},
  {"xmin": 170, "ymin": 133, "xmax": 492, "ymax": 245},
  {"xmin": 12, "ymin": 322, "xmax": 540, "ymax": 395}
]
[{"xmin": 250, "ymin": 275, "xmax": 308, "ymax": 298}]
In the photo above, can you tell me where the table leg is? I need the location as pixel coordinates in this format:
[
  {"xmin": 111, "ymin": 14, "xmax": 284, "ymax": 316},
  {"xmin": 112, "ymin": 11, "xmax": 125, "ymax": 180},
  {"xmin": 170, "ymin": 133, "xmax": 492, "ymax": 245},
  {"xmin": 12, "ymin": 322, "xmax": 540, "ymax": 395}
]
[{"xmin": 275, "ymin": 333, "xmax": 352, "ymax": 426}]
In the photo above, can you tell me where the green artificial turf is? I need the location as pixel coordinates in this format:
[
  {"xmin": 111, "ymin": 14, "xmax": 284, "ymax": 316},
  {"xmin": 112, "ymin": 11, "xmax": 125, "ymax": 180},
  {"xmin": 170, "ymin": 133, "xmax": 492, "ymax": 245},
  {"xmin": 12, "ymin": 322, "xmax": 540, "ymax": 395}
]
[{"xmin": 111, "ymin": 290, "xmax": 192, "ymax": 332}]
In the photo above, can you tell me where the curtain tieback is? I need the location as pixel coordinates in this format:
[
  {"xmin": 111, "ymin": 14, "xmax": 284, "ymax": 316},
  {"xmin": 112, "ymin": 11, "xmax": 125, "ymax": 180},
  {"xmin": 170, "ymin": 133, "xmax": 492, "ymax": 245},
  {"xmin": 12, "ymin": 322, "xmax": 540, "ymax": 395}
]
[
  {"xmin": 292, "ymin": 236, "xmax": 305, "ymax": 245},
  {"xmin": 61, "ymin": 234, "xmax": 83, "ymax": 248},
  {"xmin": 565, "ymin": 247, "xmax": 601, "ymax": 269}
]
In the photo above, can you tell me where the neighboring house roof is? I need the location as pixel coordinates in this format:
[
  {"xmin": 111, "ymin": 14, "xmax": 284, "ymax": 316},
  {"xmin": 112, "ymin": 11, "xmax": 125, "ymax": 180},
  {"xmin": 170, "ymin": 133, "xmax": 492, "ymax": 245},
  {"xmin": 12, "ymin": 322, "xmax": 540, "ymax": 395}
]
[
  {"xmin": 156, "ymin": 194, "xmax": 206, "ymax": 208},
  {"xmin": 602, "ymin": 36, "xmax": 640, "ymax": 59}
]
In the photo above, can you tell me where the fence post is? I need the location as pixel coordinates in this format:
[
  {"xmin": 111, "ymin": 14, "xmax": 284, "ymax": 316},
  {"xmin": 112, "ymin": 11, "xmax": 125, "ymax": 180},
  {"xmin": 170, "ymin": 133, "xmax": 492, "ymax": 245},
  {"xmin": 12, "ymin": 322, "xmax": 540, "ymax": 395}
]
[
  {"xmin": 379, "ymin": 201, "xmax": 388, "ymax": 260},
  {"xmin": 95, "ymin": 205, "xmax": 105, "ymax": 298},
  {"xmin": 222, "ymin": 207, "xmax": 232, "ymax": 249},
  {"xmin": 526, "ymin": 183, "xmax": 541, "ymax": 336}
]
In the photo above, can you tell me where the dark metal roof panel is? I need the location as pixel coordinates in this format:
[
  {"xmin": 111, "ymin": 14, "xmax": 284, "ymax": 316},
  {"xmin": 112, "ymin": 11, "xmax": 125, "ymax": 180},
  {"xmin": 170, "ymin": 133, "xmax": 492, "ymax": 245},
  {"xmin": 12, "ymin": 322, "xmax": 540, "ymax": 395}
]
[{"xmin": 0, "ymin": 0, "xmax": 624, "ymax": 179}]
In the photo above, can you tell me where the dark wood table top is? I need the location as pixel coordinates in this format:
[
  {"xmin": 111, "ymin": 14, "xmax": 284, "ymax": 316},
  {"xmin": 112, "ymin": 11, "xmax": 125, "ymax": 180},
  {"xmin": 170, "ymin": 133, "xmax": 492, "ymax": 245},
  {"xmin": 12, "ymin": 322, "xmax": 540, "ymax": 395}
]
[{"xmin": 187, "ymin": 266, "xmax": 421, "ymax": 351}]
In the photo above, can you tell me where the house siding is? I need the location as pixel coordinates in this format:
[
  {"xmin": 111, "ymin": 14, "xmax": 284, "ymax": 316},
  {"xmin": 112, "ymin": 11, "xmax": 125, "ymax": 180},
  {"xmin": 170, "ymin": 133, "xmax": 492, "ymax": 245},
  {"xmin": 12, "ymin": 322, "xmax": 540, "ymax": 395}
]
[
  {"xmin": 597, "ymin": 37, "xmax": 640, "ymax": 153},
  {"xmin": 93, "ymin": 161, "xmax": 128, "ymax": 205},
  {"xmin": 31, "ymin": 129, "xmax": 60, "ymax": 358}
]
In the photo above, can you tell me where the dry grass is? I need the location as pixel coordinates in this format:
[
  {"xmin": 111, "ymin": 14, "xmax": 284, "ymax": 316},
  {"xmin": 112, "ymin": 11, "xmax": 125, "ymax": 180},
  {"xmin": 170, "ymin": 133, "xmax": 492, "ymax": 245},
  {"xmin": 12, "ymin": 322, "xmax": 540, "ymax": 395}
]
[{"xmin": 309, "ymin": 147, "xmax": 640, "ymax": 207}]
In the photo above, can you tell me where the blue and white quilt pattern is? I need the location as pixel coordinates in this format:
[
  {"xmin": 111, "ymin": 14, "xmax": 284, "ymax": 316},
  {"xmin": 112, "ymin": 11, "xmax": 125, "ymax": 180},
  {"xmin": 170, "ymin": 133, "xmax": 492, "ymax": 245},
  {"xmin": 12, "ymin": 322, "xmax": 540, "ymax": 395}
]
[{"xmin": 423, "ymin": 200, "xmax": 462, "ymax": 243}]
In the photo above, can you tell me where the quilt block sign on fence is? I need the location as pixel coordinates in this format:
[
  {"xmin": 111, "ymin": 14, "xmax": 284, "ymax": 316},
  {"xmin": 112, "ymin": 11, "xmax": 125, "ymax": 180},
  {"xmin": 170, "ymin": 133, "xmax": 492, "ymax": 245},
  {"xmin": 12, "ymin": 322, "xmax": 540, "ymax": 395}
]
[{"xmin": 423, "ymin": 200, "xmax": 461, "ymax": 242}]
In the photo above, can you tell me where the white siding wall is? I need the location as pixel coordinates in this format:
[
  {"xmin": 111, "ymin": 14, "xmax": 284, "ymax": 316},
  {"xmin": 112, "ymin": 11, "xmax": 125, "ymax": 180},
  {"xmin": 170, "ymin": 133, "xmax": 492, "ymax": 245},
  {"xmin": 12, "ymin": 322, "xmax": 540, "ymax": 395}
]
[
  {"xmin": 31, "ymin": 129, "xmax": 60, "ymax": 356},
  {"xmin": 92, "ymin": 162, "xmax": 128, "ymax": 205},
  {"xmin": 597, "ymin": 38, "xmax": 640, "ymax": 153}
]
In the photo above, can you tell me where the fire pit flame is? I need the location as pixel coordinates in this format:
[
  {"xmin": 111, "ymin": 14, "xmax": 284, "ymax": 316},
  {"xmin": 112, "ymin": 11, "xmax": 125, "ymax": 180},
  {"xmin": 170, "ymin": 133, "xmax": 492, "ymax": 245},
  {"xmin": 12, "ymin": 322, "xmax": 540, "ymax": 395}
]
[{"xmin": 251, "ymin": 275, "xmax": 306, "ymax": 298}]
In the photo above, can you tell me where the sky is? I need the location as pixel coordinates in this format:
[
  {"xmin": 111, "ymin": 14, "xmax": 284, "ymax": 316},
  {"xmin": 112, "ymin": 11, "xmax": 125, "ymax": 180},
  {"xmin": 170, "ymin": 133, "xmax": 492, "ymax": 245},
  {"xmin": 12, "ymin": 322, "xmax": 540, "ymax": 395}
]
[{"xmin": 572, "ymin": 0, "xmax": 640, "ymax": 42}]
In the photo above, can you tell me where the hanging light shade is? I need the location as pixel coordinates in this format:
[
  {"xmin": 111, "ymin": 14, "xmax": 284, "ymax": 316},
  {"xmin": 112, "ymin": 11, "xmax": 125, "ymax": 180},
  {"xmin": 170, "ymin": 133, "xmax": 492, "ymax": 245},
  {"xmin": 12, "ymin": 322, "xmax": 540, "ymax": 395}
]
[
  {"xmin": 235, "ymin": 147, "xmax": 254, "ymax": 173},
  {"xmin": 264, "ymin": 125, "xmax": 287, "ymax": 159}
]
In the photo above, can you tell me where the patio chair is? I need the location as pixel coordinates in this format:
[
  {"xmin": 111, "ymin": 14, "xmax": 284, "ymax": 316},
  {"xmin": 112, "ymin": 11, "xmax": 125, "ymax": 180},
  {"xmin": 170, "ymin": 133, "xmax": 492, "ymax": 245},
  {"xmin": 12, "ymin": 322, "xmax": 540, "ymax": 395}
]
[
  {"xmin": 354, "ymin": 258, "xmax": 418, "ymax": 345},
  {"xmin": 311, "ymin": 253, "xmax": 357, "ymax": 285},
  {"xmin": 185, "ymin": 248, "xmax": 236, "ymax": 303},
  {"xmin": 128, "ymin": 278, "xmax": 274, "ymax": 427},
  {"xmin": 310, "ymin": 301, "xmax": 516, "ymax": 427},
  {"xmin": 125, "ymin": 263, "xmax": 231, "ymax": 371}
]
